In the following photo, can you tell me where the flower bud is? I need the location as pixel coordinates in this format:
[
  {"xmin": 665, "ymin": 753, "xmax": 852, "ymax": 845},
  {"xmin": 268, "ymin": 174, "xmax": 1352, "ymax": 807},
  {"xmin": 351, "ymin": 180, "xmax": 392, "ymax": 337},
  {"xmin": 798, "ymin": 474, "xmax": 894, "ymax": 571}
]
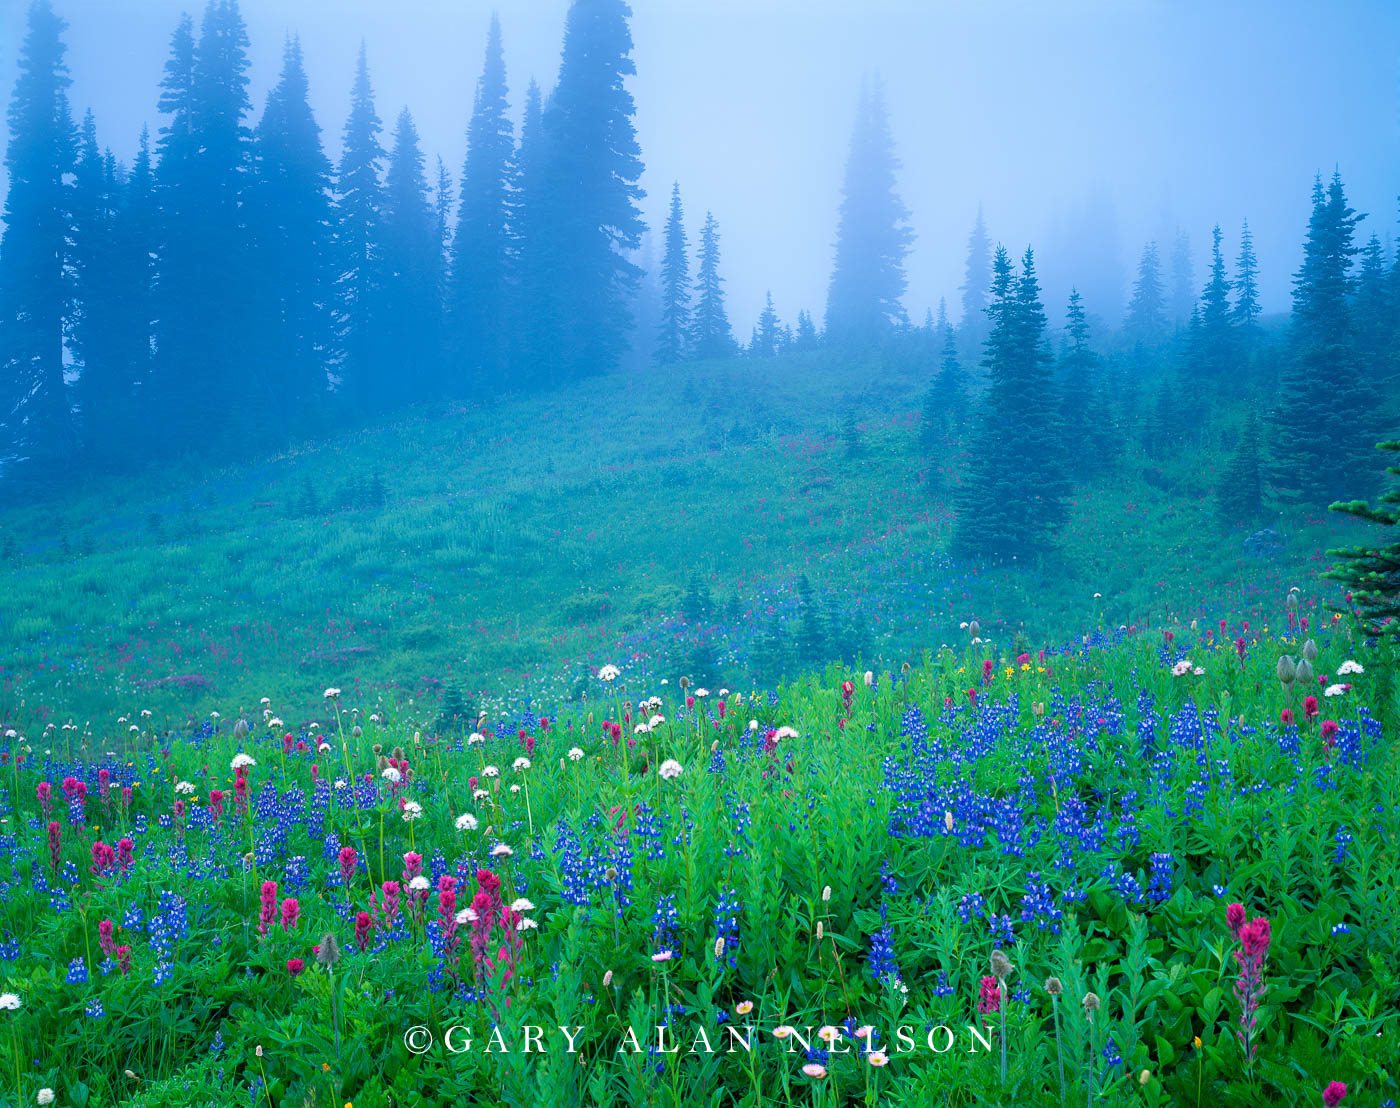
[{"xmin": 1276, "ymin": 655, "xmax": 1296, "ymax": 687}]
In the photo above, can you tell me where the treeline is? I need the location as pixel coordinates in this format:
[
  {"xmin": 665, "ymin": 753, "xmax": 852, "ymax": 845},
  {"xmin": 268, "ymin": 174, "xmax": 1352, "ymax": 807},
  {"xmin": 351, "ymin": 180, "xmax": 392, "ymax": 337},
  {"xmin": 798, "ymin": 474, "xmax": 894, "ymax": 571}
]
[
  {"xmin": 0, "ymin": 0, "xmax": 649, "ymax": 476},
  {"xmin": 934, "ymin": 168, "xmax": 1395, "ymax": 558}
]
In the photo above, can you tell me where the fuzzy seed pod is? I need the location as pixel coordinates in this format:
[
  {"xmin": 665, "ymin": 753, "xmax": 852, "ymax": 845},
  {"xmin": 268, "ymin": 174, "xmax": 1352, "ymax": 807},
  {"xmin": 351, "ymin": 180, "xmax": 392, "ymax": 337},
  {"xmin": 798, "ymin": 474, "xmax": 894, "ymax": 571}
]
[
  {"xmin": 1044, "ymin": 976, "xmax": 1063, "ymax": 997},
  {"xmin": 1276, "ymin": 655, "xmax": 1296, "ymax": 686},
  {"xmin": 1295, "ymin": 658, "xmax": 1314, "ymax": 684},
  {"xmin": 989, "ymin": 950, "xmax": 1013, "ymax": 979},
  {"xmin": 316, "ymin": 931, "xmax": 341, "ymax": 966},
  {"xmin": 1301, "ymin": 639, "xmax": 1318, "ymax": 662},
  {"xmin": 1082, "ymin": 991, "xmax": 1100, "ymax": 1014}
]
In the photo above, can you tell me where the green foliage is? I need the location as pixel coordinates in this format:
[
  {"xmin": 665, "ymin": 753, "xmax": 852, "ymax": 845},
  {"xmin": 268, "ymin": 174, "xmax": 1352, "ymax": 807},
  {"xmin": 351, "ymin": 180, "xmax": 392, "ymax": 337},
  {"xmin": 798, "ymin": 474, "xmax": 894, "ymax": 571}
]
[{"xmin": 1327, "ymin": 439, "xmax": 1400, "ymax": 634}]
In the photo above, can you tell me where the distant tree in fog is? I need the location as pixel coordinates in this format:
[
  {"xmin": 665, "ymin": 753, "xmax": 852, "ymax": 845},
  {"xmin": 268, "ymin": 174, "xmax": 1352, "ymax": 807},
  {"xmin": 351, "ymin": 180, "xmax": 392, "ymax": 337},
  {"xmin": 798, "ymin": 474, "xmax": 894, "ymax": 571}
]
[
  {"xmin": 690, "ymin": 211, "xmax": 735, "ymax": 360},
  {"xmin": 959, "ymin": 204, "xmax": 992, "ymax": 337},
  {"xmin": 824, "ymin": 77, "xmax": 912, "ymax": 345},
  {"xmin": 448, "ymin": 14, "xmax": 514, "ymax": 394},
  {"xmin": 655, "ymin": 181, "xmax": 691, "ymax": 365},
  {"xmin": 1125, "ymin": 241, "xmax": 1165, "ymax": 341}
]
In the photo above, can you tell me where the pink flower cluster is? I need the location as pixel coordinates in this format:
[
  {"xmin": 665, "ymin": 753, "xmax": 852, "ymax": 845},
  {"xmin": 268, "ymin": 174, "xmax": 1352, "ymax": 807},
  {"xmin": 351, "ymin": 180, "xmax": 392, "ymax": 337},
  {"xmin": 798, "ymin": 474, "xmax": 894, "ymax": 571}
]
[{"xmin": 1226, "ymin": 902, "xmax": 1272, "ymax": 1064}]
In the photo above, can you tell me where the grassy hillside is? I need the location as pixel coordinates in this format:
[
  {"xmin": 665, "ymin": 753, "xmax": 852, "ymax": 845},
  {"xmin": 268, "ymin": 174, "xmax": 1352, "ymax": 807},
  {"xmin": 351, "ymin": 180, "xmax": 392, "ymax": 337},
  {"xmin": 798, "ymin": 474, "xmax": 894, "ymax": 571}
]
[{"xmin": 0, "ymin": 348, "xmax": 1371, "ymax": 730}]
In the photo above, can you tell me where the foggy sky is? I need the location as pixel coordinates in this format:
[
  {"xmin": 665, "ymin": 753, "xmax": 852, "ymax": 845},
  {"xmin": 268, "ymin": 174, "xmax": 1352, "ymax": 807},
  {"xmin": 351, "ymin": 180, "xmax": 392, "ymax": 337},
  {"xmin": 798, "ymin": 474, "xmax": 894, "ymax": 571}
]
[{"xmin": 3, "ymin": 0, "xmax": 1398, "ymax": 336}]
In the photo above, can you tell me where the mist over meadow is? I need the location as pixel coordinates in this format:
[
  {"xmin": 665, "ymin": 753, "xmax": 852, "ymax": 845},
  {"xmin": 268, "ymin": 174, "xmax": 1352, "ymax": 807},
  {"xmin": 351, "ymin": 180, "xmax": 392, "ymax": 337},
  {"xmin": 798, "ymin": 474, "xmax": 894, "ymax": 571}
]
[{"xmin": 0, "ymin": 2, "xmax": 1398, "ymax": 1107}]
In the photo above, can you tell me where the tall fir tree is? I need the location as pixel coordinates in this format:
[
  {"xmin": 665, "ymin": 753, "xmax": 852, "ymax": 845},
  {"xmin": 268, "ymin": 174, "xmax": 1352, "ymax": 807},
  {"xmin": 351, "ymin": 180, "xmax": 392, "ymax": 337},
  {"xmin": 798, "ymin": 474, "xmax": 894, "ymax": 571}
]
[
  {"xmin": 1168, "ymin": 229, "xmax": 1194, "ymax": 328},
  {"xmin": 1197, "ymin": 223, "xmax": 1235, "ymax": 385},
  {"xmin": 448, "ymin": 14, "xmax": 514, "ymax": 395},
  {"xmin": 0, "ymin": 0, "xmax": 76, "ymax": 469},
  {"xmin": 959, "ymin": 204, "xmax": 991, "ymax": 336},
  {"xmin": 333, "ymin": 42, "xmax": 386, "ymax": 411},
  {"xmin": 823, "ymin": 77, "xmax": 912, "ymax": 344},
  {"xmin": 151, "ymin": 0, "xmax": 254, "ymax": 450},
  {"xmin": 1272, "ymin": 172, "xmax": 1380, "ymax": 505},
  {"xmin": 654, "ymin": 181, "xmax": 691, "ymax": 365},
  {"xmin": 753, "ymin": 291, "xmax": 780, "ymax": 358},
  {"xmin": 1125, "ymin": 241, "xmax": 1165, "ymax": 341},
  {"xmin": 70, "ymin": 112, "xmax": 148, "ymax": 462},
  {"xmin": 927, "ymin": 305, "xmax": 970, "ymax": 437},
  {"xmin": 1353, "ymin": 233, "xmax": 1392, "ymax": 383},
  {"xmin": 953, "ymin": 247, "xmax": 1070, "ymax": 557},
  {"xmin": 382, "ymin": 108, "xmax": 443, "ymax": 405},
  {"xmin": 689, "ymin": 211, "xmax": 734, "ymax": 360},
  {"xmin": 535, "ymin": 0, "xmax": 645, "ymax": 382},
  {"xmin": 509, "ymin": 78, "xmax": 550, "ymax": 385},
  {"xmin": 1059, "ymin": 289, "xmax": 1115, "ymax": 477},
  {"xmin": 250, "ymin": 35, "xmax": 334, "ymax": 429},
  {"xmin": 1232, "ymin": 217, "xmax": 1261, "ymax": 332}
]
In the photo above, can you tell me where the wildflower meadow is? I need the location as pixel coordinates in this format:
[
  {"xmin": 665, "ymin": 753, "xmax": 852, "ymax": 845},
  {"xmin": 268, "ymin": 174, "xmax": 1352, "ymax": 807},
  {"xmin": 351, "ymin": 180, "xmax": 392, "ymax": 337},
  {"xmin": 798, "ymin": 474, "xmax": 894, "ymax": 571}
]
[{"xmin": 0, "ymin": 597, "xmax": 1394, "ymax": 1106}]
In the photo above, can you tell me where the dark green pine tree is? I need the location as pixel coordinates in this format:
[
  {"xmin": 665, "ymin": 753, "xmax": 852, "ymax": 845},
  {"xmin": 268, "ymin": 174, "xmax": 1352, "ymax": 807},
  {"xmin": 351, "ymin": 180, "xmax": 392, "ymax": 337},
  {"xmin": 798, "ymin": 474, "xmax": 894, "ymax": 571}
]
[
  {"xmin": 250, "ymin": 36, "xmax": 334, "ymax": 429},
  {"xmin": 689, "ymin": 212, "xmax": 735, "ymax": 359},
  {"xmin": 654, "ymin": 181, "xmax": 690, "ymax": 365},
  {"xmin": 536, "ymin": 0, "xmax": 645, "ymax": 383},
  {"xmin": 754, "ymin": 291, "xmax": 781, "ymax": 358},
  {"xmin": 1327, "ymin": 439, "xmax": 1400, "ymax": 636},
  {"xmin": 823, "ymin": 77, "xmax": 912, "ymax": 344},
  {"xmin": 959, "ymin": 204, "xmax": 991, "ymax": 337},
  {"xmin": 152, "ymin": 0, "xmax": 254, "ymax": 451},
  {"xmin": 1198, "ymin": 224, "xmax": 1235, "ymax": 384},
  {"xmin": 1272, "ymin": 172, "xmax": 1381, "ymax": 505},
  {"xmin": 1125, "ymin": 241, "xmax": 1165, "ymax": 341},
  {"xmin": 382, "ymin": 108, "xmax": 444, "ymax": 405},
  {"xmin": 333, "ymin": 43, "xmax": 386, "ymax": 411},
  {"xmin": 953, "ymin": 246, "xmax": 1070, "ymax": 558},
  {"xmin": 1232, "ymin": 217, "xmax": 1261, "ymax": 332},
  {"xmin": 1216, "ymin": 410, "xmax": 1264, "ymax": 527},
  {"xmin": 0, "ymin": 0, "xmax": 76, "ymax": 468},
  {"xmin": 449, "ymin": 14, "xmax": 514, "ymax": 395}
]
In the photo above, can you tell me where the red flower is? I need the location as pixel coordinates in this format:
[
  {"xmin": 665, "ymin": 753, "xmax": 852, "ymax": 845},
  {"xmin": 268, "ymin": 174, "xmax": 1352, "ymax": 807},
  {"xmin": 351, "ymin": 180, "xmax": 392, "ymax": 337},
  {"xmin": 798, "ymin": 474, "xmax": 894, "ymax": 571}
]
[
  {"xmin": 1303, "ymin": 696, "xmax": 1319, "ymax": 721},
  {"xmin": 1322, "ymin": 1081, "xmax": 1347, "ymax": 1107},
  {"xmin": 287, "ymin": 957, "xmax": 304, "ymax": 975}
]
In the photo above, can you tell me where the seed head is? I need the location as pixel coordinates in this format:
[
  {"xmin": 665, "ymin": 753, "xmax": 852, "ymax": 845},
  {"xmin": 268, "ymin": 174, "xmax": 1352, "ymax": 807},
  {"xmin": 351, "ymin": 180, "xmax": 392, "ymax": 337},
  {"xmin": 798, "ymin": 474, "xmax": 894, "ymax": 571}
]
[
  {"xmin": 989, "ymin": 949, "xmax": 1013, "ymax": 979},
  {"xmin": 315, "ymin": 931, "xmax": 340, "ymax": 966},
  {"xmin": 1082, "ymin": 991, "xmax": 1100, "ymax": 1015},
  {"xmin": 1044, "ymin": 976, "xmax": 1063, "ymax": 997}
]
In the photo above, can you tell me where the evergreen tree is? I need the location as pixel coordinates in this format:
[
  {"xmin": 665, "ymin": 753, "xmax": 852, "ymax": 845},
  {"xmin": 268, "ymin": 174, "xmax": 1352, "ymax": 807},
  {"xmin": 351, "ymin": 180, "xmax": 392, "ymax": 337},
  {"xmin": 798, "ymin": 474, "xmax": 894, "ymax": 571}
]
[
  {"xmin": 654, "ymin": 181, "xmax": 690, "ymax": 365},
  {"xmin": 953, "ymin": 246, "xmax": 1069, "ymax": 558},
  {"xmin": 754, "ymin": 291, "xmax": 780, "ymax": 357},
  {"xmin": 1125, "ymin": 241, "xmax": 1165, "ymax": 341},
  {"xmin": 148, "ymin": 0, "xmax": 255, "ymax": 450},
  {"xmin": 250, "ymin": 36, "xmax": 334, "ymax": 428},
  {"xmin": 931, "ymin": 310, "xmax": 969, "ymax": 432},
  {"xmin": 510, "ymin": 79, "xmax": 550, "ymax": 385},
  {"xmin": 448, "ymin": 14, "xmax": 514, "ymax": 395},
  {"xmin": 1327, "ymin": 439, "xmax": 1400, "ymax": 636},
  {"xmin": 689, "ymin": 212, "xmax": 734, "ymax": 359},
  {"xmin": 1168, "ymin": 229, "xmax": 1194, "ymax": 327},
  {"xmin": 382, "ymin": 108, "xmax": 443, "ymax": 404},
  {"xmin": 1198, "ymin": 224, "xmax": 1234, "ymax": 383},
  {"xmin": 69, "ymin": 112, "xmax": 120, "ymax": 452},
  {"xmin": 1272, "ymin": 172, "xmax": 1380, "ymax": 505},
  {"xmin": 824, "ymin": 77, "xmax": 912, "ymax": 344},
  {"xmin": 1353, "ymin": 233, "xmax": 1391, "ymax": 382},
  {"xmin": 333, "ymin": 43, "xmax": 386, "ymax": 410},
  {"xmin": 0, "ymin": 0, "xmax": 76, "ymax": 468},
  {"xmin": 1232, "ymin": 217, "xmax": 1261, "ymax": 332},
  {"xmin": 794, "ymin": 309, "xmax": 818, "ymax": 350},
  {"xmin": 794, "ymin": 575, "xmax": 826, "ymax": 666},
  {"xmin": 1059, "ymin": 289, "xmax": 1114, "ymax": 477},
  {"xmin": 959, "ymin": 204, "xmax": 991, "ymax": 335},
  {"xmin": 535, "ymin": 0, "xmax": 645, "ymax": 382},
  {"xmin": 1216, "ymin": 410, "xmax": 1263, "ymax": 527}
]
